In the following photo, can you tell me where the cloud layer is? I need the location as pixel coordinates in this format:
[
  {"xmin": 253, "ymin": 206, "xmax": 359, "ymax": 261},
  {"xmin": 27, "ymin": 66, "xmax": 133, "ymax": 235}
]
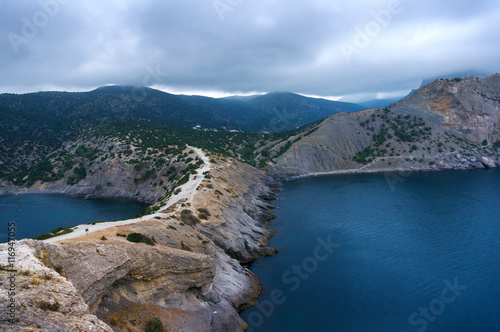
[{"xmin": 1, "ymin": 0, "xmax": 499, "ymax": 101}]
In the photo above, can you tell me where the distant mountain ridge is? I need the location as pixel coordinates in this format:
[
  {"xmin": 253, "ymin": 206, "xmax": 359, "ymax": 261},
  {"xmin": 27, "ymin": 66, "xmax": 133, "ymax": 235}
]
[{"xmin": 0, "ymin": 86, "xmax": 363, "ymax": 133}]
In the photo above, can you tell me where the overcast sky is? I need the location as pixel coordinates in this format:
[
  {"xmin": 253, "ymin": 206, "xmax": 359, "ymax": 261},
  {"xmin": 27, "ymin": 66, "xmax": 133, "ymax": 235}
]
[{"xmin": 1, "ymin": 0, "xmax": 499, "ymax": 102}]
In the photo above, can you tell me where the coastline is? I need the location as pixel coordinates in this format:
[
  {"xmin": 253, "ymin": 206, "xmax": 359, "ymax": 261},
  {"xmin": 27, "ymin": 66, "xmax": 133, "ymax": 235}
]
[
  {"xmin": 2, "ymin": 145, "xmax": 499, "ymax": 331},
  {"xmin": 0, "ymin": 148, "xmax": 280, "ymax": 331}
]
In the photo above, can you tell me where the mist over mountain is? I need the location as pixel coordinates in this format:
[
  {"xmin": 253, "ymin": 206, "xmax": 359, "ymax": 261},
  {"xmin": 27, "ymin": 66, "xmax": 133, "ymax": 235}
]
[
  {"xmin": 0, "ymin": 86, "xmax": 363, "ymax": 133},
  {"xmin": 358, "ymin": 99, "xmax": 399, "ymax": 109}
]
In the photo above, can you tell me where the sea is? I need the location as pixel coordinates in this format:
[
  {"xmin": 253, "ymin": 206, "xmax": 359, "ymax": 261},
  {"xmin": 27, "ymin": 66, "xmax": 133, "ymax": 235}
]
[
  {"xmin": 240, "ymin": 169, "xmax": 500, "ymax": 332},
  {"xmin": 0, "ymin": 194, "xmax": 148, "ymax": 242}
]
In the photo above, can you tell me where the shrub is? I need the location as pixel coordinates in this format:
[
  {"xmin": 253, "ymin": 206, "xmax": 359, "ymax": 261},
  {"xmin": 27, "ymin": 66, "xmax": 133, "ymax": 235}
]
[
  {"xmin": 197, "ymin": 208, "xmax": 211, "ymax": 216},
  {"xmin": 38, "ymin": 301, "xmax": 60, "ymax": 311},
  {"xmin": 100, "ymin": 236, "xmax": 107, "ymax": 241},
  {"xmin": 181, "ymin": 213, "xmax": 200, "ymax": 226},
  {"xmin": 198, "ymin": 213, "xmax": 208, "ymax": 220},
  {"xmin": 145, "ymin": 317, "xmax": 165, "ymax": 332},
  {"xmin": 126, "ymin": 233, "xmax": 155, "ymax": 246},
  {"xmin": 32, "ymin": 226, "xmax": 74, "ymax": 240},
  {"xmin": 49, "ymin": 301, "xmax": 60, "ymax": 312}
]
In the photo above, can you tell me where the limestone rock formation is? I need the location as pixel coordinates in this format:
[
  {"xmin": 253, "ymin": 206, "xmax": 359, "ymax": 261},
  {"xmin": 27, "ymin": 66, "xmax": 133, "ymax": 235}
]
[{"xmin": 273, "ymin": 75, "xmax": 500, "ymax": 176}]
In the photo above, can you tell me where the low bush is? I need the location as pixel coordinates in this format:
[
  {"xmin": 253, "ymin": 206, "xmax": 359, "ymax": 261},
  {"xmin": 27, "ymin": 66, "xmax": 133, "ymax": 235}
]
[
  {"xmin": 145, "ymin": 317, "xmax": 165, "ymax": 332},
  {"xmin": 126, "ymin": 233, "xmax": 155, "ymax": 246},
  {"xmin": 197, "ymin": 207, "xmax": 211, "ymax": 216},
  {"xmin": 181, "ymin": 210, "xmax": 200, "ymax": 226},
  {"xmin": 33, "ymin": 226, "xmax": 74, "ymax": 240}
]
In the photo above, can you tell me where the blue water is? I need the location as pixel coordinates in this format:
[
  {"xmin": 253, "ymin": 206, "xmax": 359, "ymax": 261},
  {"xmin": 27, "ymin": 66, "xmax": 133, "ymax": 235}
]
[
  {"xmin": 0, "ymin": 194, "xmax": 148, "ymax": 241},
  {"xmin": 241, "ymin": 169, "xmax": 500, "ymax": 332}
]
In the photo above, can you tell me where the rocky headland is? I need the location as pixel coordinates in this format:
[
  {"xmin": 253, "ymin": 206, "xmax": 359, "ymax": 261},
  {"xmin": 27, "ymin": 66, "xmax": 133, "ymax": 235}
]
[{"xmin": 1, "ymin": 74, "xmax": 500, "ymax": 331}]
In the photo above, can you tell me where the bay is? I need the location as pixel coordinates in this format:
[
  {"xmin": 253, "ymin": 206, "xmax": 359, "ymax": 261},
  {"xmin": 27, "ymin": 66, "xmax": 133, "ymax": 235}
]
[
  {"xmin": 241, "ymin": 169, "xmax": 500, "ymax": 331},
  {"xmin": 0, "ymin": 194, "xmax": 148, "ymax": 242}
]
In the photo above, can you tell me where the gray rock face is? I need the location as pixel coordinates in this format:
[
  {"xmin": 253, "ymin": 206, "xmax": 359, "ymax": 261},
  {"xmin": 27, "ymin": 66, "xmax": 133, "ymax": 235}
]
[
  {"xmin": 0, "ymin": 160, "xmax": 275, "ymax": 331},
  {"xmin": 480, "ymin": 156, "xmax": 497, "ymax": 168},
  {"xmin": 196, "ymin": 161, "xmax": 278, "ymax": 263},
  {"xmin": 32, "ymin": 239, "xmax": 215, "ymax": 313},
  {"xmin": 273, "ymin": 75, "xmax": 500, "ymax": 177},
  {"xmin": 0, "ymin": 243, "xmax": 113, "ymax": 332}
]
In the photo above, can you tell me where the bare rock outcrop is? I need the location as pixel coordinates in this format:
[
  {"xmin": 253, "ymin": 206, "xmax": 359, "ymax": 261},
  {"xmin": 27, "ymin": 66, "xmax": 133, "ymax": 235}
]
[
  {"xmin": 273, "ymin": 74, "xmax": 500, "ymax": 177},
  {"xmin": 0, "ymin": 158, "xmax": 276, "ymax": 331},
  {"xmin": 0, "ymin": 243, "xmax": 113, "ymax": 332}
]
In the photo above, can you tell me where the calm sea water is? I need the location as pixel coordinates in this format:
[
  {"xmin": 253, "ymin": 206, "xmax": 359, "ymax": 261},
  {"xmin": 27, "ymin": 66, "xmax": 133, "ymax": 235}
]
[
  {"xmin": 241, "ymin": 169, "xmax": 500, "ymax": 332},
  {"xmin": 0, "ymin": 194, "xmax": 148, "ymax": 241}
]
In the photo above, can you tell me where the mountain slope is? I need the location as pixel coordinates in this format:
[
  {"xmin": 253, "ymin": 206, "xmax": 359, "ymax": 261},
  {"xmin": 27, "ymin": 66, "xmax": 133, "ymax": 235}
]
[
  {"xmin": 271, "ymin": 75, "xmax": 500, "ymax": 176},
  {"xmin": 245, "ymin": 92, "xmax": 364, "ymax": 132},
  {"xmin": 0, "ymin": 87, "xmax": 362, "ymax": 182}
]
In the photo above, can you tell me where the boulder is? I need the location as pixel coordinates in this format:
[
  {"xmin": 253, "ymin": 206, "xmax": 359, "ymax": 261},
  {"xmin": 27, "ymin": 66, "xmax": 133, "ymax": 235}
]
[{"xmin": 480, "ymin": 156, "xmax": 497, "ymax": 168}]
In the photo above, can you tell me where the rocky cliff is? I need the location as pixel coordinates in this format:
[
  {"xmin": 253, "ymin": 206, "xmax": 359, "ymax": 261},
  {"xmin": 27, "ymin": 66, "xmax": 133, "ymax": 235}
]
[
  {"xmin": 0, "ymin": 157, "xmax": 279, "ymax": 331},
  {"xmin": 273, "ymin": 75, "xmax": 500, "ymax": 176},
  {"xmin": 2, "ymin": 74, "xmax": 500, "ymax": 331}
]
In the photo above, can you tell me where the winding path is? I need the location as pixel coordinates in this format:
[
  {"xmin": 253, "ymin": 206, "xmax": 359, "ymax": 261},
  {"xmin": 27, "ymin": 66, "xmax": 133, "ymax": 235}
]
[{"xmin": 45, "ymin": 146, "xmax": 210, "ymax": 243}]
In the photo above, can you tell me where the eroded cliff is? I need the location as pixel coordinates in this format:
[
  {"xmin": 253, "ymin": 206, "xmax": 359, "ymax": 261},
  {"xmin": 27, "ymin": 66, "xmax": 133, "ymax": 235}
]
[
  {"xmin": 0, "ymin": 157, "xmax": 278, "ymax": 331},
  {"xmin": 273, "ymin": 75, "xmax": 500, "ymax": 176}
]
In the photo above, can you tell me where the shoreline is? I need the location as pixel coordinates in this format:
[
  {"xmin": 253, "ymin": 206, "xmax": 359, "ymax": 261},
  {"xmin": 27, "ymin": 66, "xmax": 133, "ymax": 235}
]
[
  {"xmin": 286, "ymin": 162, "xmax": 498, "ymax": 181},
  {"xmin": 3, "ymin": 152, "xmax": 498, "ymax": 330},
  {"xmin": 7, "ymin": 148, "xmax": 276, "ymax": 331},
  {"xmin": 44, "ymin": 145, "xmax": 210, "ymax": 243}
]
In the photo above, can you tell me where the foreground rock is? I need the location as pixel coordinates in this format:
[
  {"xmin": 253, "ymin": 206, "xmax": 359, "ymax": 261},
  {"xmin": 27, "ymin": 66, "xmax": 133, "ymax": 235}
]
[{"xmin": 0, "ymin": 159, "xmax": 277, "ymax": 331}]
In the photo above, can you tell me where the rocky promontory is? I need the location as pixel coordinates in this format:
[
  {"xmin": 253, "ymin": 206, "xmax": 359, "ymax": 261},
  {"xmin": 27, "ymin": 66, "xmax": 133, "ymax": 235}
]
[
  {"xmin": 272, "ymin": 75, "xmax": 500, "ymax": 177},
  {"xmin": 1, "ymin": 74, "xmax": 500, "ymax": 331},
  {"xmin": 0, "ymin": 153, "xmax": 279, "ymax": 331}
]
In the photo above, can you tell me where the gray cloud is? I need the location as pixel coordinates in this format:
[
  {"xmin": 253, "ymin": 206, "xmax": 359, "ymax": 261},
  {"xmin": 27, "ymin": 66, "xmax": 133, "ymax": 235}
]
[{"xmin": 1, "ymin": 0, "xmax": 499, "ymax": 101}]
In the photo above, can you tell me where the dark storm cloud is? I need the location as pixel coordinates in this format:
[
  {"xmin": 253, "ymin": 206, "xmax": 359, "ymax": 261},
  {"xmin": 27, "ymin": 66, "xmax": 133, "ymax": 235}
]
[{"xmin": 1, "ymin": 0, "xmax": 499, "ymax": 100}]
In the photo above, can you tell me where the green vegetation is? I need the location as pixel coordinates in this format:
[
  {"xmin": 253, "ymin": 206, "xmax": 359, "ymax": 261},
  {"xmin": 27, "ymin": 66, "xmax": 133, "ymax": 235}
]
[
  {"xmin": 33, "ymin": 226, "xmax": 74, "ymax": 240},
  {"xmin": 145, "ymin": 317, "xmax": 165, "ymax": 332},
  {"xmin": 135, "ymin": 206, "xmax": 160, "ymax": 218},
  {"xmin": 126, "ymin": 233, "xmax": 155, "ymax": 246},
  {"xmin": 180, "ymin": 209, "xmax": 201, "ymax": 226},
  {"xmin": 353, "ymin": 109, "xmax": 433, "ymax": 164}
]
